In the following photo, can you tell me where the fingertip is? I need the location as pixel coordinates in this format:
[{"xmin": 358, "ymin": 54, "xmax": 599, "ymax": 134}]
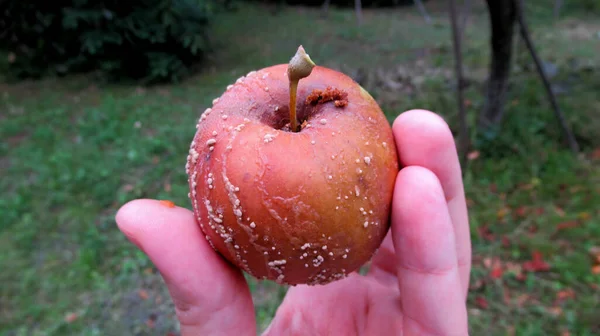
[
  {"xmin": 115, "ymin": 198, "xmax": 195, "ymax": 250},
  {"xmin": 392, "ymin": 165, "xmax": 456, "ymax": 273},
  {"xmin": 392, "ymin": 110, "xmax": 455, "ymax": 160}
]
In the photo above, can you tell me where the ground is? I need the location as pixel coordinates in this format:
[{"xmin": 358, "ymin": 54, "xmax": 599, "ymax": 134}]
[{"xmin": 1, "ymin": 1, "xmax": 599, "ymax": 335}]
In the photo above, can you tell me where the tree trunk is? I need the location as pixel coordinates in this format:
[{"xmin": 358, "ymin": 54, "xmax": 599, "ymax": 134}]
[
  {"xmin": 449, "ymin": 0, "xmax": 469, "ymax": 167},
  {"xmin": 479, "ymin": 0, "xmax": 516, "ymax": 130}
]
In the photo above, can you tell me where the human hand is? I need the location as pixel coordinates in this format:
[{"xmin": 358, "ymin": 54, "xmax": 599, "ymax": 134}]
[{"xmin": 115, "ymin": 109, "xmax": 472, "ymax": 336}]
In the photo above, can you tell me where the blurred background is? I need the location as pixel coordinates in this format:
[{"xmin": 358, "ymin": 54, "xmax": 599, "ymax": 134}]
[{"xmin": 1, "ymin": 0, "xmax": 599, "ymax": 334}]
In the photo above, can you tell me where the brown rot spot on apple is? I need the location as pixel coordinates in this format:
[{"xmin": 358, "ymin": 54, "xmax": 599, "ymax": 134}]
[{"xmin": 305, "ymin": 87, "xmax": 349, "ymax": 108}]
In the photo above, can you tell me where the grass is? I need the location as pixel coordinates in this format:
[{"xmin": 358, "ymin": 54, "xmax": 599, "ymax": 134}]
[{"xmin": 1, "ymin": 1, "xmax": 599, "ymax": 335}]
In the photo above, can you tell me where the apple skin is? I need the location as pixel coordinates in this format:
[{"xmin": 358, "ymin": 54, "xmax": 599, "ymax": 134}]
[{"xmin": 186, "ymin": 64, "xmax": 399, "ymax": 286}]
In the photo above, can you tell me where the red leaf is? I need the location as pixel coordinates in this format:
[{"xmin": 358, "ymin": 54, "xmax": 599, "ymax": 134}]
[
  {"xmin": 556, "ymin": 221, "xmax": 579, "ymax": 231},
  {"xmin": 64, "ymin": 312, "xmax": 78, "ymax": 323},
  {"xmin": 523, "ymin": 251, "xmax": 551, "ymax": 272},
  {"xmin": 528, "ymin": 224, "xmax": 539, "ymax": 234},
  {"xmin": 514, "ymin": 206, "xmax": 528, "ymax": 218},
  {"xmin": 556, "ymin": 289, "xmax": 575, "ymax": 302},
  {"xmin": 478, "ymin": 226, "xmax": 495, "ymax": 241},
  {"xmin": 490, "ymin": 265, "xmax": 504, "ymax": 279},
  {"xmin": 502, "ymin": 235, "xmax": 511, "ymax": 247},
  {"xmin": 138, "ymin": 289, "xmax": 149, "ymax": 300},
  {"xmin": 475, "ymin": 296, "xmax": 489, "ymax": 309}
]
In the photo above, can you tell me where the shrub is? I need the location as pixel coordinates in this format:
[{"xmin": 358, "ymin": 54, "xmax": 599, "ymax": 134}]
[{"xmin": 0, "ymin": 0, "xmax": 217, "ymax": 83}]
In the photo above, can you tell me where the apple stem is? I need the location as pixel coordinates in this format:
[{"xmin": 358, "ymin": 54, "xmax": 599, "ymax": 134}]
[
  {"xmin": 289, "ymin": 80, "xmax": 299, "ymax": 132},
  {"xmin": 287, "ymin": 46, "xmax": 316, "ymax": 132}
]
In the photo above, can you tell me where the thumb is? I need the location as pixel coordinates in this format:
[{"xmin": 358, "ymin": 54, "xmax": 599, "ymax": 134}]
[{"xmin": 115, "ymin": 199, "xmax": 256, "ymax": 336}]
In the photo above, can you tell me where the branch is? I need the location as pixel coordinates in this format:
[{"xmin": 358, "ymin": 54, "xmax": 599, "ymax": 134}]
[
  {"xmin": 414, "ymin": 0, "xmax": 432, "ymax": 24},
  {"xmin": 459, "ymin": 0, "xmax": 472, "ymax": 39},
  {"xmin": 554, "ymin": 0, "xmax": 563, "ymax": 19},
  {"xmin": 448, "ymin": 0, "xmax": 470, "ymax": 168},
  {"xmin": 515, "ymin": 0, "xmax": 580, "ymax": 152},
  {"xmin": 355, "ymin": 0, "xmax": 363, "ymax": 25},
  {"xmin": 321, "ymin": 0, "xmax": 331, "ymax": 17}
]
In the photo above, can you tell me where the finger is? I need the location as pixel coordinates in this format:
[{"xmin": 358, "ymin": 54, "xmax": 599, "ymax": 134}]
[
  {"xmin": 367, "ymin": 231, "xmax": 398, "ymax": 286},
  {"xmin": 393, "ymin": 166, "xmax": 469, "ymax": 335},
  {"xmin": 115, "ymin": 199, "xmax": 256, "ymax": 336},
  {"xmin": 393, "ymin": 109, "xmax": 471, "ymax": 295}
]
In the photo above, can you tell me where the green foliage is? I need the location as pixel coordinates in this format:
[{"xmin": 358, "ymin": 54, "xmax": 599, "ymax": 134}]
[
  {"xmin": 239, "ymin": 0, "xmax": 419, "ymax": 8},
  {"xmin": 0, "ymin": 0, "xmax": 217, "ymax": 83}
]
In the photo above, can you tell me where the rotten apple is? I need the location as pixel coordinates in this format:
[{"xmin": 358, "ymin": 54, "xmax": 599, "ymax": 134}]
[{"xmin": 185, "ymin": 46, "xmax": 398, "ymax": 286}]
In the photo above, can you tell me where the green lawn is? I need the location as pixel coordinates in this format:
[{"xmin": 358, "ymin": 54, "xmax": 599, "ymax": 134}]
[{"xmin": 1, "ymin": 2, "xmax": 599, "ymax": 335}]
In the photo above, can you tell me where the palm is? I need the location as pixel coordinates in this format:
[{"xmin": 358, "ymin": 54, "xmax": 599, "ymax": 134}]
[
  {"xmin": 116, "ymin": 110, "xmax": 472, "ymax": 336},
  {"xmin": 264, "ymin": 236, "xmax": 405, "ymax": 335}
]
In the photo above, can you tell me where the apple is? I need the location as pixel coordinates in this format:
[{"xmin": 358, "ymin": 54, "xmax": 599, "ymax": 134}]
[{"xmin": 186, "ymin": 46, "xmax": 398, "ymax": 286}]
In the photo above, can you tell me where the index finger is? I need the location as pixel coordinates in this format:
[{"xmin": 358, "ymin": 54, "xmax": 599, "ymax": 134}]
[{"xmin": 392, "ymin": 109, "xmax": 471, "ymax": 296}]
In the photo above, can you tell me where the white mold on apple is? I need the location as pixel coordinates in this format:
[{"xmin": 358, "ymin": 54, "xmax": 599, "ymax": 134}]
[{"xmin": 186, "ymin": 46, "xmax": 399, "ymax": 286}]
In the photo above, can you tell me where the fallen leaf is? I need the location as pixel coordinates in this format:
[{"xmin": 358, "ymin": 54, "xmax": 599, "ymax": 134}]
[
  {"xmin": 138, "ymin": 289, "xmax": 149, "ymax": 300},
  {"xmin": 528, "ymin": 224, "xmax": 539, "ymax": 234},
  {"xmin": 64, "ymin": 312, "xmax": 78, "ymax": 323},
  {"xmin": 483, "ymin": 257, "xmax": 493, "ymax": 269},
  {"xmin": 478, "ymin": 226, "xmax": 495, "ymax": 241},
  {"xmin": 467, "ymin": 150, "xmax": 480, "ymax": 160},
  {"xmin": 505, "ymin": 262, "xmax": 523, "ymax": 274},
  {"xmin": 591, "ymin": 148, "xmax": 600, "ymax": 160},
  {"xmin": 592, "ymin": 265, "xmax": 600, "ymax": 275},
  {"xmin": 523, "ymin": 250, "xmax": 551, "ymax": 272},
  {"xmin": 547, "ymin": 306, "xmax": 563, "ymax": 317},
  {"xmin": 469, "ymin": 278, "xmax": 485, "ymax": 291},
  {"xmin": 556, "ymin": 221, "xmax": 579, "ymax": 231},
  {"xmin": 588, "ymin": 246, "xmax": 600, "ymax": 263},
  {"xmin": 556, "ymin": 288, "xmax": 576, "ymax": 302},
  {"xmin": 497, "ymin": 207, "xmax": 510, "ymax": 220},
  {"xmin": 514, "ymin": 206, "xmax": 528, "ymax": 218},
  {"xmin": 475, "ymin": 296, "xmax": 489, "ymax": 309},
  {"xmin": 577, "ymin": 212, "xmax": 591, "ymax": 221},
  {"xmin": 554, "ymin": 206, "xmax": 566, "ymax": 217},
  {"xmin": 561, "ymin": 331, "xmax": 571, "ymax": 336},
  {"xmin": 516, "ymin": 294, "xmax": 530, "ymax": 307},
  {"xmin": 490, "ymin": 264, "xmax": 504, "ymax": 279}
]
